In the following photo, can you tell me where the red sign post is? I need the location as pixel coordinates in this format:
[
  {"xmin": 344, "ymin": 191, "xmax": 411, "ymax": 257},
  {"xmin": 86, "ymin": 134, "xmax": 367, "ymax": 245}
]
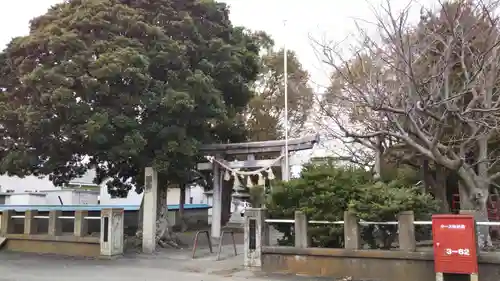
[{"xmin": 432, "ymin": 214, "xmax": 478, "ymax": 280}]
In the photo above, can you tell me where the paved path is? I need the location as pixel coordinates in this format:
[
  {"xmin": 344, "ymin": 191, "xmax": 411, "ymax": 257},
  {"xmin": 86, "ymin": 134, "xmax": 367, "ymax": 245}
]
[
  {"xmin": 0, "ymin": 228, "xmax": 330, "ymax": 281},
  {"xmin": 0, "ymin": 246, "xmax": 332, "ymax": 281}
]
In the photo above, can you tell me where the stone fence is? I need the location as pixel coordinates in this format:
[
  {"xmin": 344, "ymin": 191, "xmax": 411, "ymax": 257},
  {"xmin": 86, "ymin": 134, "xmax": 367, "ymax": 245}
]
[
  {"xmin": 0, "ymin": 208, "xmax": 124, "ymax": 257},
  {"xmin": 244, "ymin": 208, "xmax": 500, "ymax": 281}
]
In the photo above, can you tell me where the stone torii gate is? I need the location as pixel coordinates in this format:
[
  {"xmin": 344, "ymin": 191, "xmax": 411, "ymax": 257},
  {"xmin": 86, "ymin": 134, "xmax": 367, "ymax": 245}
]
[{"xmin": 141, "ymin": 134, "xmax": 319, "ymax": 253}]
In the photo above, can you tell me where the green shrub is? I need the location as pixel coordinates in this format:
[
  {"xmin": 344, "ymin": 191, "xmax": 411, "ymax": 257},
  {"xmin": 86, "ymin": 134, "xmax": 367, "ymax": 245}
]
[
  {"xmin": 267, "ymin": 162, "xmax": 438, "ymax": 248},
  {"xmin": 348, "ymin": 180, "xmax": 438, "ymax": 248},
  {"xmin": 267, "ymin": 162, "xmax": 372, "ymax": 247}
]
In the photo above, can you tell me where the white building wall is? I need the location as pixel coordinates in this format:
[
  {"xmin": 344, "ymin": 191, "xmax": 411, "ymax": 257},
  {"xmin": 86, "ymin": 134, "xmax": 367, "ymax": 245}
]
[
  {"xmin": 166, "ymin": 186, "xmax": 201, "ymax": 205},
  {"xmin": 72, "ymin": 191, "xmax": 98, "ymax": 205},
  {"xmin": 2, "ymin": 190, "xmax": 98, "ymax": 206},
  {"xmin": 6, "ymin": 194, "xmax": 29, "ymax": 205},
  {"xmin": 38, "ymin": 190, "xmax": 98, "ymax": 205},
  {"xmin": 167, "ymin": 188, "xmax": 180, "ymax": 205},
  {"xmin": 7, "ymin": 194, "xmax": 23, "ymax": 205},
  {"xmin": 5, "ymin": 194, "xmax": 47, "ymax": 205},
  {"xmin": 99, "ymin": 182, "xmax": 200, "ymax": 206},
  {"xmin": 0, "ymin": 175, "xmax": 58, "ymax": 193},
  {"xmin": 44, "ymin": 190, "xmax": 73, "ymax": 205},
  {"xmin": 188, "ymin": 185, "xmax": 206, "ymax": 204},
  {"xmin": 0, "ymin": 170, "xmax": 101, "ymax": 194},
  {"xmin": 72, "ymin": 192, "xmax": 81, "ymax": 205},
  {"xmin": 0, "ymin": 171, "xmax": 209, "ymax": 207},
  {"xmin": 99, "ymin": 182, "xmax": 143, "ymax": 205},
  {"xmin": 29, "ymin": 194, "xmax": 48, "ymax": 205}
]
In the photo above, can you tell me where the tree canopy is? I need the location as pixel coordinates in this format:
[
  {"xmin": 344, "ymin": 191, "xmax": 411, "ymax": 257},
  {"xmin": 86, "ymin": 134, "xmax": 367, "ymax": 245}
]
[{"xmin": 0, "ymin": 0, "xmax": 260, "ymax": 196}]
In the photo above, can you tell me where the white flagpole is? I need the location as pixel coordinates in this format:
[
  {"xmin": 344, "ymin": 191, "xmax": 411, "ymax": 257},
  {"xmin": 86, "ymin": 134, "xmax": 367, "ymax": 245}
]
[{"xmin": 283, "ymin": 19, "xmax": 289, "ymax": 180}]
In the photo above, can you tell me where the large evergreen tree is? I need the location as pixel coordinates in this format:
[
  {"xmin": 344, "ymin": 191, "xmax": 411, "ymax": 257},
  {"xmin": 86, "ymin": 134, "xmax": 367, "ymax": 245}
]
[{"xmin": 0, "ymin": 0, "xmax": 260, "ymax": 196}]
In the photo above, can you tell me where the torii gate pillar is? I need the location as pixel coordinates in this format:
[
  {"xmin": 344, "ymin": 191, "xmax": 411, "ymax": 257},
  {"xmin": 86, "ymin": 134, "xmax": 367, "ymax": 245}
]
[{"xmin": 211, "ymin": 154, "xmax": 222, "ymax": 239}]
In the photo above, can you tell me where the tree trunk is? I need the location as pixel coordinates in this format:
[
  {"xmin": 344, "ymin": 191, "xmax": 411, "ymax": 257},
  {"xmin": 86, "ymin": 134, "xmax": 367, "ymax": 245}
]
[
  {"xmin": 155, "ymin": 184, "xmax": 183, "ymax": 248},
  {"xmin": 458, "ymin": 175, "xmax": 492, "ymax": 249},
  {"xmin": 422, "ymin": 159, "xmax": 430, "ymax": 192},
  {"xmin": 458, "ymin": 182, "xmax": 474, "ymax": 210},
  {"xmin": 475, "ymin": 136, "xmax": 493, "ymax": 249},
  {"xmin": 135, "ymin": 181, "xmax": 182, "ymax": 249},
  {"xmin": 373, "ymin": 136, "xmax": 383, "ymax": 180},
  {"xmin": 221, "ymin": 179, "xmax": 232, "ymax": 225},
  {"xmin": 423, "ymin": 163, "xmax": 449, "ymax": 213},
  {"xmin": 179, "ymin": 184, "xmax": 187, "ymax": 232},
  {"xmin": 434, "ymin": 166, "xmax": 450, "ymax": 213},
  {"xmin": 475, "ymin": 192, "xmax": 492, "ymax": 249}
]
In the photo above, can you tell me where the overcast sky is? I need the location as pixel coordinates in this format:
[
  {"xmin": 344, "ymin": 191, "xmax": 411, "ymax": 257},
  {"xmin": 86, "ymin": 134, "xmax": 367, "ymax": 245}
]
[
  {"xmin": 0, "ymin": 0, "xmax": 437, "ymax": 166},
  {"xmin": 0, "ymin": 0, "xmax": 437, "ymax": 91}
]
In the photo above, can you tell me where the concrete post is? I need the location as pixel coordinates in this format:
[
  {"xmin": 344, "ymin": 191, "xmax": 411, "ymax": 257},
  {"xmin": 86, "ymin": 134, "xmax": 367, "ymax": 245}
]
[
  {"xmin": 100, "ymin": 208, "xmax": 124, "ymax": 257},
  {"xmin": 211, "ymin": 155, "xmax": 222, "ymax": 239},
  {"xmin": 1, "ymin": 210, "xmax": 13, "ymax": 235},
  {"xmin": 143, "ymin": 167, "xmax": 158, "ymax": 254},
  {"xmin": 294, "ymin": 211, "xmax": 308, "ymax": 248},
  {"xmin": 24, "ymin": 210, "xmax": 38, "ymax": 235},
  {"xmin": 244, "ymin": 208, "xmax": 268, "ymax": 268},
  {"xmin": 74, "ymin": 210, "xmax": 88, "ymax": 237},
  {"xmin": 398, "ymin": 211, "xmax": 416, "ymax": 251},
  {"xmin": 344, "ymin": 211, "xmax": 361, "ymax": 250},
  {"xmin": 48, "ymin": 210, "xmax": 62, "ymax": 236}
]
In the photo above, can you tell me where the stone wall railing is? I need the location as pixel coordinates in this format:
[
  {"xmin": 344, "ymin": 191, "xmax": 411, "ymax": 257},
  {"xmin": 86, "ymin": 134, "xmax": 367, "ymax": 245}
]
[
  {"xmin": 0, "ymin": 208, "xmax": 124, "ymax": 257},
  {"xmin": 244, "ymin": 208, "xmax": 500, "ymax": 281}
]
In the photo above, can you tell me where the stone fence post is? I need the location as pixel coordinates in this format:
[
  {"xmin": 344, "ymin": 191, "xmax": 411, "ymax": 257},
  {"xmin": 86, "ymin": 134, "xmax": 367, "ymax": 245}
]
[
  {"xmin": 294, "ymin": 211, "xmax": 309, "ymax": 248},
  {"xmin": 0, "ymin": 210, "xmax": 13, "ymax": 235},
  {"xmin": 244, "ymin": 208, "xmax": 268, "ymax": 267},
  {"xmin": 398, "ymin": 211, "xmax": 416, "ymax": 251},
  {"xmin": 343, "ymin": 211, "xmax": 416, "ymax": 251},
  {"xmin": 344, "ymin": 211, "xmax": 361, "ymax": 250},
  {"xmin": 100, "ymin": 208, "xmax": 124, "ymax": 257},
  {"xmin": 24, "ymin": 210, "xmax": 38, "ymax": 235},
  {"xmin": 48, "ymin": 210, "xmax": 62, "ymax": 236},
  {"xmin": 74, "ymin": 210, "xmax": 88, "ymax": 237}
]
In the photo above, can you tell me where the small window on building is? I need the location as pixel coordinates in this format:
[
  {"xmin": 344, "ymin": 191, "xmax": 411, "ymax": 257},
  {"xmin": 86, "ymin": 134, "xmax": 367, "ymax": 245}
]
[{"xmin": 189, "ymin": 197, "xmax": 193, "ymax": 204}]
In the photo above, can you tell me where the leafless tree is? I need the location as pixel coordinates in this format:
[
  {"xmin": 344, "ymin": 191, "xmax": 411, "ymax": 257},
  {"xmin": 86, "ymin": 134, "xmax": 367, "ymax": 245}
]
[
  {"xmin": 314, "ymin": 109, "xmax": 377, "ymax": 170},
  {"xmin": 314, "ymin": 0, "xmax": 500, "ymax": 248}
]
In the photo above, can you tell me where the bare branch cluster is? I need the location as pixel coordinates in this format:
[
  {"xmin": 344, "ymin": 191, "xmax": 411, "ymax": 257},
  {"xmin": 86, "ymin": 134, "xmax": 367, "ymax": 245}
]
[{"xmin": 317, "ymin": 0, "xmax": 500, "ymax": 181}]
